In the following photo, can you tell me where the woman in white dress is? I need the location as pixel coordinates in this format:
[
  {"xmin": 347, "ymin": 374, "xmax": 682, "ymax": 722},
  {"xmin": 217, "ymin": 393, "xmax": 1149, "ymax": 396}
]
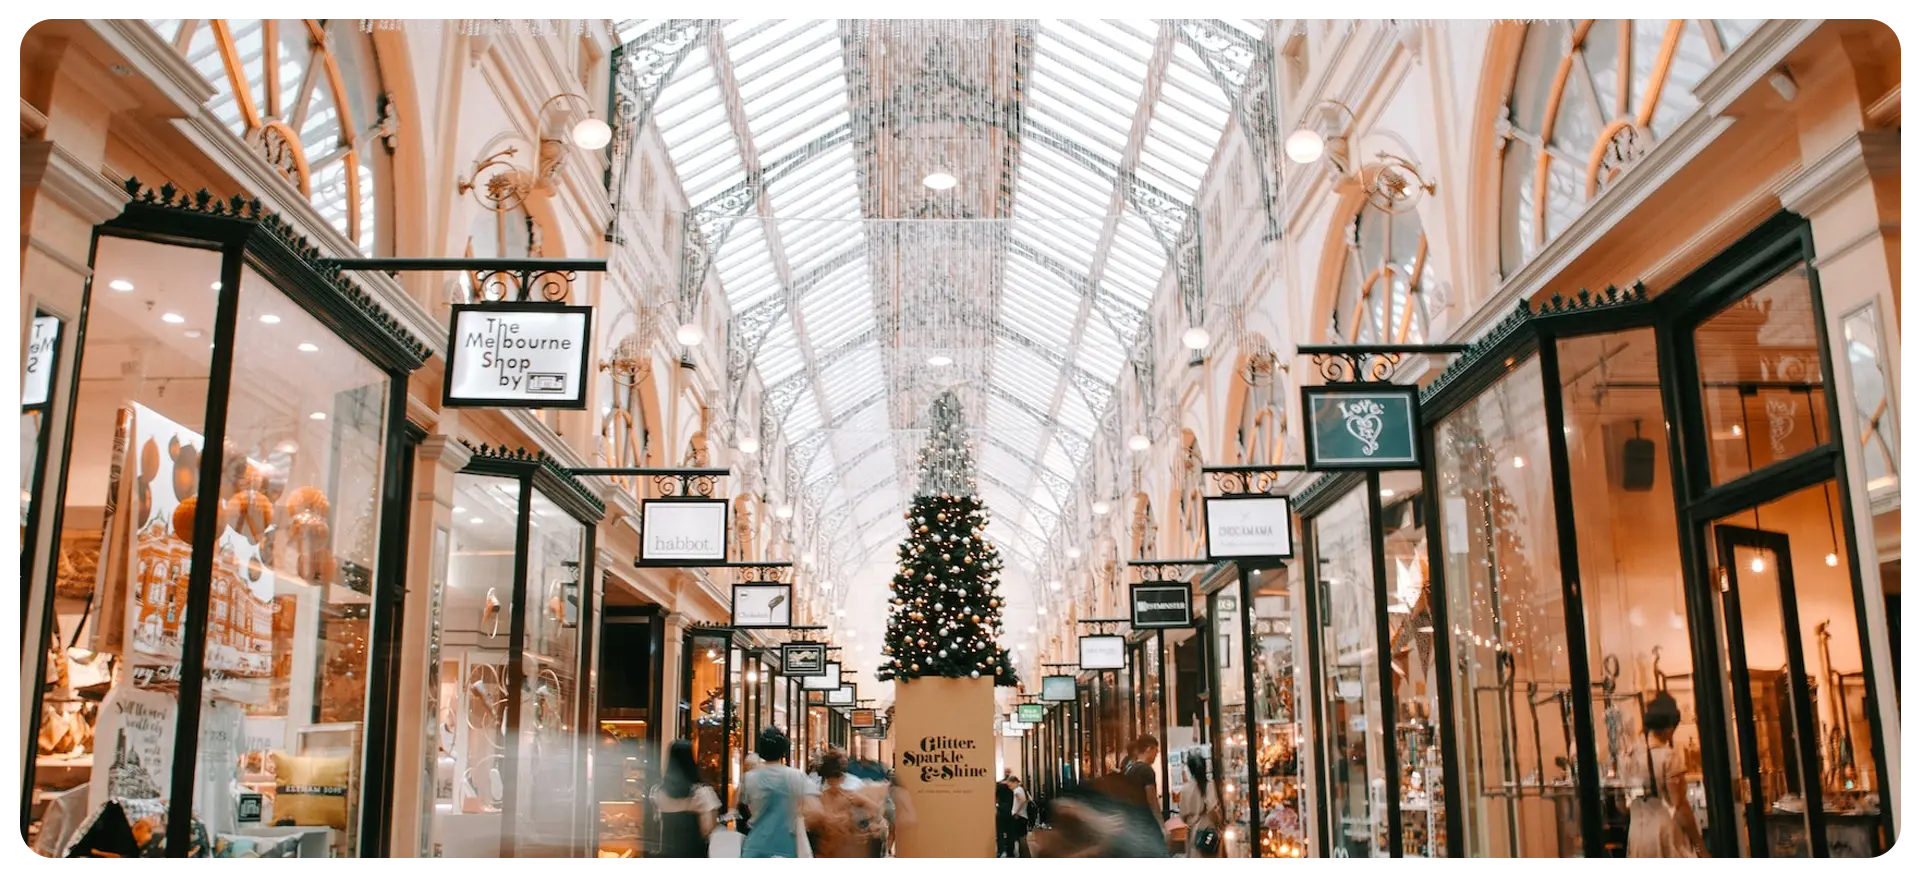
[{"xmin": 1177, "ymin": 750, "xmax": 1223, "ymax": 858}]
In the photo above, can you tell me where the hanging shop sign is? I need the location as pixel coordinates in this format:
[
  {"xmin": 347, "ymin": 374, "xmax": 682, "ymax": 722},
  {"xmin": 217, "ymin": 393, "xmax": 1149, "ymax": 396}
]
[
  {"xmin": 443, "ymin": 302, "xmax": 593, "ymax": 409},
  {"xmin": 851, "ymin": 708, "xmax": 878, "ymax": 728},
  {"xmin": 1078, "ymin": 635, "xmax": 1126, "ymax": 670},
  {"xmin": 23, "ymin": 314, "xmax": 60, "ymax": 407},
  {"xmin": 1017, "ymin": 703, "xmax": 1045, "ymax": 723},
  {"xmin": 1040, "ymin": 675, "xmax": 1077, "ymax": 702},
  {"xmin": 827, "ymin": 684, "xmax": 857, "ymax": 706},
  {"xmin": 637, "ymin": 498, "xmax": 729, "ymax": 564},
  {"xmin": 1130, "ymin": 582, "xmax": 1193, "ymax": 628},
  {"xmin": 730, "ymin": 583, "xmax": 793, "ymax": 628},
  {"xmin": 1204, "ymin": 495, "xmax": 1295, "ymax": 560},
  {"xmin": 781, "ymin": 642, "xmax": 827, "ymax": 675},
  {"xmin": 1300, "ymin": 383, "xmax": 1422, "ymax": 469},
  {"xmin": 804, "ymin": 661, "xmax": 843, "ymax": 691}
]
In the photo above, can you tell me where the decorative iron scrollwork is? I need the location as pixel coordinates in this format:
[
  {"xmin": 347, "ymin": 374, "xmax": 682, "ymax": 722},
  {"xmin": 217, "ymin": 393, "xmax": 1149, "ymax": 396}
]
[
  {"xmin": 1312, "ymin": 350, "xmax": 1403, "ymax": 383},
  {"xmin": 735, "ymin": 564, "xmax": 792, "ymax": 583},
  {"xmin": 471, "ymin": 267, "xmax": 578, "ymax": 303},
  {"xmin": 650, "ymin": 472, "xmax": 719, "ymax": 498},
  {"xmin": 1207, "ymin": 468, "xmax": 1281, "ymax": 496}
]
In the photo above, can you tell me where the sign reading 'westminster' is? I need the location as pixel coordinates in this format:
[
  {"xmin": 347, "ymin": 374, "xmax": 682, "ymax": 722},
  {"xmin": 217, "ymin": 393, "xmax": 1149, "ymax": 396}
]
[
  {"xmin": 1301, "ymin": 384, "xmax": 1422, "ymax": 469},
  {"xmin": 1130, "ymin": 582, "xmax": 1193, "ymax": 628},
  {"xmin": 443, "ymin": 302, "xmax": 593, "ymax": 408}
]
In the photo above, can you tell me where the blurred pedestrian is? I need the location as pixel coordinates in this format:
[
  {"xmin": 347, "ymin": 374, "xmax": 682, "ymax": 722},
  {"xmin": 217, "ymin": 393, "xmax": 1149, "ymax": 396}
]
[
  {"xmin": 651, "ymin": 739, "xmax": 720, "ymax": 857},
  {"xmin": 739, "ymin": 728, "xmax": 819, "ymax": 858}
]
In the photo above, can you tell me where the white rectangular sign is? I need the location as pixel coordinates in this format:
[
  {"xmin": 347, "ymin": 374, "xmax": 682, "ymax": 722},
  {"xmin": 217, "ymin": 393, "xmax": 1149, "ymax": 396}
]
[
  {"xmin": 23, "ymin": 315, "xmax": 59, "ymax": 407},
  {"xmin": 1078, "ymin": 635, "xmax": 1126, "ymax": 670},
  {"xmin": 731, "ymin": 584, "xmax": 792, "ymax": 628},
  {"xmin": 826, "ymin": 684, "xmax": 856, "ymax": 706},
  {"xmin": 804, "ymin": 661, "xmax": 842, "ymax": 691},
  {"xmin": 1204, "ymin": 495, "xmax": 1295, "ymax": 559},
  {"xmin": 1040, "ymin": 675, "xmax": 1077, "ymax": 702},
  {"xmin": 444, "ymin": 303, "xmax": 592, "ymax": 408},
  {"xmin": 639, "ymin": 500, "xmax": 729, "ymax": 563}
]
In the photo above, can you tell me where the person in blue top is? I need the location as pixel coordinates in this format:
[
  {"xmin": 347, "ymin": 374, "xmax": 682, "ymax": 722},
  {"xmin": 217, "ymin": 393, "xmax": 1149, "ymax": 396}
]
[{"xmin": 738, "ymin": 727, "xmax": 819, "ymax": 858}]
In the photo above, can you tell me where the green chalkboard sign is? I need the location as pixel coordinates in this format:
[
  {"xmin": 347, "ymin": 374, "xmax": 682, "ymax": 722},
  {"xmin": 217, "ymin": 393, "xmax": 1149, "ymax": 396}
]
[
  {"xmin": 1017, "ymin": 703, "xmax": 1045, "ymax": 723},
  {"xmin": 1301, "ymin": 384, "xmax": 1422, "ymax": 469}
]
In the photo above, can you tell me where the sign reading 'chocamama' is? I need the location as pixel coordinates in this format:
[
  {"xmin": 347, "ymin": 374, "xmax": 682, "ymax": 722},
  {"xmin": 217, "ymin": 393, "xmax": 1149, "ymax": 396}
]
[
  {"xmin": 444, "ymin": 303, "xmax": 593, "ymax": 408},
  {"xmin": 902, "ymin": 735, "xmax": 988, "ymax": 783}
]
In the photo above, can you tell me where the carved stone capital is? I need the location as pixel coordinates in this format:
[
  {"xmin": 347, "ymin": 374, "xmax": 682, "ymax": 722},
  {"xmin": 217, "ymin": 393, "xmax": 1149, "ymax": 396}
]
[{"xmin": 417, "ymin": 434, "xmax": 475, "ymax": 472}]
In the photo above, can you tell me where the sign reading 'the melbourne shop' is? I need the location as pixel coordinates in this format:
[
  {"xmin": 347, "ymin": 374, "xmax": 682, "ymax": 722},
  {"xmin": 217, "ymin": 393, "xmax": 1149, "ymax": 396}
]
[
  {"xmin": 1301, "ymin": 384, "xmax": 1422, "ymax": 469},
  {"xmin": 444, "ymin": 302, "xmax": 593, "ymax": 408}
]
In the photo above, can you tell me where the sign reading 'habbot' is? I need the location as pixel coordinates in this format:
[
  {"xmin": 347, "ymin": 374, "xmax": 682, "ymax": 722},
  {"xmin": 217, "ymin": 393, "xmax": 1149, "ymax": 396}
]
[{"xmin": 444, "ymin": 302, "xmax": 593, "ymax": 408}]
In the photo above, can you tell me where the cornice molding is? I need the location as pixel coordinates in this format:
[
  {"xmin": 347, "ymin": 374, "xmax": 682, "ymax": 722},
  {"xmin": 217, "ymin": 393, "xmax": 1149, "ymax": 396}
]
[
  {"xmin": 1694, "ymin": 18, "xmax": 1824, "ymax": 117},
  {"xmin": 21, "ymin": 98, "xmax": 48, "ymax": 135},
  {"xmin": 417, "ymin": 434, "xmax": 475, "ymax": 472},
  {"xmin": 1778, "ymin": 129, "xmax": 1900, "ymax": 217},
  {"xmin": 21, "ymin": 139, "xmax": 130, "ymax": 226},
  {"xmin": 86, "ymin": 19, "xmax": 216, "ymax": 113}
]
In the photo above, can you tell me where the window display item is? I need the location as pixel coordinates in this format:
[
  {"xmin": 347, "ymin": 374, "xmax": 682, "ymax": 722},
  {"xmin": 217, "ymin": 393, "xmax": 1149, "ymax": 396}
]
[{"xmin": 272, "ymin": 753, "xmax": 351, "ymax": 831}]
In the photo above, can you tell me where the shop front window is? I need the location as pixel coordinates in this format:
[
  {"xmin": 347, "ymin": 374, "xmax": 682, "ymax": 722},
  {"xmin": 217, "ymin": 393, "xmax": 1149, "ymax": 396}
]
[
  {"xmin": 429, "ymin": 473, "xmax": 520, "ymax": 856},
  {"xmin": 1212, "ymin": 585, "xmax": 1249, "ymax": 855},
  {"xmin": 685, "ymin": 633, "xmax": 728, "ymax": 793},
  {"xmin": 24, "ymin": 237, "xmax": 222, "ymax": 857},
  {"xmin": 187, "ymin": 264, "xmax": 391, "ymax": 858},
  {"xmin": 1697, "ymin": 265, "xmax": 1830, "ymax": 485},
  {"xmin": 1314, "ymin": 487, "xmax": 1387, "ymax": 857},
  {"xmin": 1378, "ymin": 472, "xmax": 1447, "ymax": 857},
  {"xmin": 1436, "ymin": 356, "xmax": 1575, "ymax": 856},
  {"xmin": 1558, "ymin": 328, "xmax": 1710, "ymax": 854},
  {"xmin": 513, "ymin": 495, "xmax": 585, "ymax": 855},
  {"xmin": 1248, "ymin": 566, "xmax": 1307, "ymax": 857},
  {"xmin": 1711, "ymin": 483, "xmax": 1885, "ymax": 857}
]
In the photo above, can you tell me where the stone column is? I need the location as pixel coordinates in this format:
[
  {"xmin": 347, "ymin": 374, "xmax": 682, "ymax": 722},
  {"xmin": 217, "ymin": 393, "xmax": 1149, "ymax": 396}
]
[{"xmin": 387, "ymin": 428, "xmax": 472, "ymax": 855}]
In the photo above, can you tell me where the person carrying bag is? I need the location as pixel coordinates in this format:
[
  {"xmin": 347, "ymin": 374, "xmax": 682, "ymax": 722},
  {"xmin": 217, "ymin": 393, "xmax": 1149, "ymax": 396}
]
[
  {"xmin": 1628, "ymin": 692, "xmax": 1704, "ymax": 858},
  {"xmin": 1178, "ymin": 750, "xmax": 1224, "ymax": 858}
]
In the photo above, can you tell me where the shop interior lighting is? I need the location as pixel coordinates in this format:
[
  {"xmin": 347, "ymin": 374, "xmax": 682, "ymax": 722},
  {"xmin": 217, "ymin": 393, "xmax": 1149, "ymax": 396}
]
[
  {"xmin": 1128, "ymin": 434, "xmax": 1151, "ymax": 452},
  {"xmin": 675, "ymin": 323, "xmax": 705, "ymax": 346},
  {"xmin": 738, "ymin": 436, "xmax": 760, "ymax": 454},
  {"xmin": 922, "ymin": 170, "xmax": 957, "ymax": 190},
  {"xmin": 108, "ymin": 279, "xmax": 134, "ymax": 292},
  {"xmin": 1181, "ymin": 326, "xmax": 1210, "ymax": 349},
  {"xmin": 161, "ymin": 313, "xmax": 185, "ymax": 323},
  {"xmin": 308, "ymin": 411, "xmax": 328, "ymax": 420},
  {"xmin": 259, "ymin": 314, "xmax": 281, "ymax": 324},
  {"xmin": 298, "ymin": 342, "xmax": 319, "ymax": 352}
]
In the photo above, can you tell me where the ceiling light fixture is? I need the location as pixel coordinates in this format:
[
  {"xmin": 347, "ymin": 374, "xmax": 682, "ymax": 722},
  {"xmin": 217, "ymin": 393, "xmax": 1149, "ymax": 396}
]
[
  {"xmin": 298, "ymin": 343, "xmax": 319, "ymax": 353},
  {"xmin": 1091, "ymin": 500, "xmax": 1110, "ymax": 516},
  {"xmin": 739, "ymin": 436, "xmax": 760, "ymax": 455},
  {"xmin": 277, "ymin": 441, "xmax": 299, "ymax": 454},
  {"xmin": 923, "ymin": 171, "xmax": 957, "ymax": 190},
  {"xmin": 1037, "ymin": 606, "xmax": 1047, "ymax": 616},
  {"xmin": 675, "ymin": 323, "xmax": 705, "ymax": 346},
  {"xmin": 775, "ymin": 504, "xmax": 794, "ymax": 520},
  {"xmin": 1066, "ymin": 547, "xmax": 1081, "ymax": 559},
  {"xmin": 1512, "ymin": 456, "xmax": 1526, "ymax": 469},
  {"xmin": 835, "ymin": 609, "xmax": 847, "ymax": 618},
  {"xmin": 1826, "ymin": 552, "xmax": 1840, "ymax": 567},
  {"xmin": 184, "ymin": 330, "xmax": 204, "ymax": 339},
  {"xmin": 1128, "ymin": 434, "xmax": 1151, "ymax": 452},
  {"xmin": 309, "ymin": 411, "xmax": 328, "ymax": 421},
  {"xmin": 927, "ymin": 354, "xmax": 952, "ymax": 367},
  {"xmin": 259, "ymin": 314, "xmax": 281, "ymax": 324},
  {"xmin": 1750, "ymin": 556, "xmax": 1766, "ymax": 573},
  {"xmin": 211, "ymin": 281, "xmax": 222, "ymax": 291},
  {"xmin": 161, "ymin": 313, "xmax": 186, "ymax": 324},
  {"xmin": 108, "ymin": 279, "xmax": 134, "ymax": 292},
  {"xmin": 1380, "ymin": 488, "xmax": 1396, "ymax": 498},
  {"xmin": 1049, "ymin": 580, "xmax": 1062, "ymax": 591},
  {"xmin": 454, "ymin": 506, "xmax": 467, "ymax": 513},
  {"xmin": 1181, "ymin": 326, "xmax": 1210, "ymax": 350},
  {"xmin": 1284, "ymin": 127, "xmax": 1326, "ymax": 164}
]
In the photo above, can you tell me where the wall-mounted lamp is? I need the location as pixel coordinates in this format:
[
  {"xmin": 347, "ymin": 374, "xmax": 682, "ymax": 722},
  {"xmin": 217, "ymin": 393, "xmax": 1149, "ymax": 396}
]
[
  {"xmin": 536, "ymin": 93, "xmax": 613, "ymax": 183},
  {"xmin": 1287, "ymin": 99, "xmax": 1436, "ymax": 215}
]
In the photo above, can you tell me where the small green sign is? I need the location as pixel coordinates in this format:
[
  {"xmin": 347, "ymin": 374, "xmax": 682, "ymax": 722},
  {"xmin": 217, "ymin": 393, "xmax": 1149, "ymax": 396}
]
[
  {"xmin": 1018, "ymin": 703, "xmax": 1045, "ymax": 723},
  {"xmin": 1302, "ymin": 385, "xmax": 1422, "ymax": 469}
]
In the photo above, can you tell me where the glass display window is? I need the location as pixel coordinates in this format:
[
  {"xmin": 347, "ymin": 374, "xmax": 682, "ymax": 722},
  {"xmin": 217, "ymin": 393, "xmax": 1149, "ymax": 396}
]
[
  {"xmin": 1696, "ymin": 265, "xmax": 1831, "ymax": 486},
  {"xmin": 21, "ymin": 194, "xmax": 430, "ymax": 859},
  {"xmin": 1248, "ymin": 565, "xmax": 1308, "ymax": 858},
  {"xmin": 1434, "ymin": 357, "xmax": 1575, "ymax": 857},
  {"xmin": 1312, "ymin": 486, "xmax": 1389, "ymax": 857},
  {"xmin": 422, "ymin": 452, "xmax": 602, "ymax": 858}
]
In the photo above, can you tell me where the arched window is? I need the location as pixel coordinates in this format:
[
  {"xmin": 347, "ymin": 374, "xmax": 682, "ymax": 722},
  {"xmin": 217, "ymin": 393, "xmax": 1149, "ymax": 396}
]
[
  {"xmin": 1496, "ymin": 20, "xmax": 1761, "ymax": 275},
  {"xmin": 147, "ymin": 19, "xmax": 395, "ymax": 255},
  {"xmin": 1334, "ymin": 208, "xmax": 1433, "ymax": 344}
]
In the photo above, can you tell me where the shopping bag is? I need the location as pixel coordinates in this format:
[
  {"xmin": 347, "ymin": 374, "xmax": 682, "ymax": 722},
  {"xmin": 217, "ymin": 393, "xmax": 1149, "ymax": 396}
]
[{"xmin": 709, "ymin": 826, "xmax": 743, "ymax": 858}]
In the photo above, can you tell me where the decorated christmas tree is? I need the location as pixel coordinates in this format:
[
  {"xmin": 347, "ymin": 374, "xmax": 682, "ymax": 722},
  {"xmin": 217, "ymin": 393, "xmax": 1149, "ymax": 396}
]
[{"xmin": 877, "ymin": 391, "xmax": 1017, "ymax": 685}]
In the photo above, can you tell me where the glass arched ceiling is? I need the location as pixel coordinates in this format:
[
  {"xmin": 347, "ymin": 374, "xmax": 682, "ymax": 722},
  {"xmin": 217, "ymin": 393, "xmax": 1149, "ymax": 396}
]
[{"xmin": 617, "ymin": 19, "xmax": 1262, "ymax": 592}]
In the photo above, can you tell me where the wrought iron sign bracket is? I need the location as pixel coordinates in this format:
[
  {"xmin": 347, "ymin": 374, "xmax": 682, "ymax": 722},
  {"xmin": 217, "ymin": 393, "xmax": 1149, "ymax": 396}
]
[
  {"xmin": 572, "ymin": 465, "xmax": 730, "ymax": 498},
  {"xmin": 328, "ymin": 257, "xmax": 607, "ymax": 303},
  {"xmin": 1203, "ymin": 464, "xmax": 1306, "ymax": 496},
  {"xmin": 1294, "ymin": 343, "xmax": 1467, "ymax": 384},
  {"xmin": 1076, "ymin": 618, "xmax": 1130, "ymax": 633},
  {"xmin": 1126, "ymin": 558, "xmax": 1213, "ymax": 583}
]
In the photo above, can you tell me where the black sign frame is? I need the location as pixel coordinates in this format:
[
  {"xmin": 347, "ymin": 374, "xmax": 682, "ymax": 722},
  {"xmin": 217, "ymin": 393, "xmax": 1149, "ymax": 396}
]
[
  {"xmin": 1130, "ymin": 582, "xmax": 1194, "ymax": 628},
  {"xmin": 729, "ymin": 582, "xmax": 795, "ymax": 629},
  {"xmin": 1203, "ymin": 494, "xmax": 1296, "ymax": 561},
  {"xmin": 1040, "ymin": 675, "xmax": 1077, "ymax": 702},
  {"xmin": 781, "ymin": 642, "xmax": 827, "ymax": 675},
  {"xmin": 851, "ymin": 708, "xmax": 877, "ymax": 728},
  {"xmin": 636, "ymin": 497, "xmax": 731, "ymax": 566},
  {"xmin": 442, "ymin": 301, "xmax": 594, "ymax": 410},
  {"xmin": 1077, "ymin": 634, "xmax": 1126, "ymax": 670},
  {"xmin": 826, "ymin": 683, "xmax": 857, "ymax": 706},
  {"xmin": 1017, "ymin": 703, "xmax": 1046, "ymax": 723},
  {"xmin": 1300, "ymin": 382, "xmax": 1423, "ymax": 470}
]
